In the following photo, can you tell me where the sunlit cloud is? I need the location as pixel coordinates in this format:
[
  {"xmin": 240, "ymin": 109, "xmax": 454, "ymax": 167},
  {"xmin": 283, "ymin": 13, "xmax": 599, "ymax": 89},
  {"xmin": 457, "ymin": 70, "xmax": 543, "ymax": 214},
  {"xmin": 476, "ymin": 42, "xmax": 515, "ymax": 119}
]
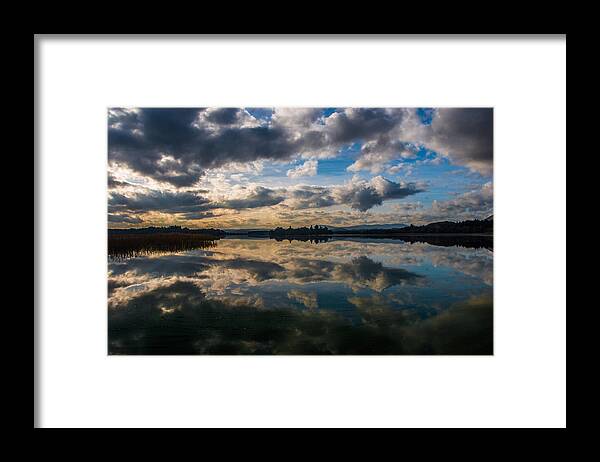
[{"xmin": 108, "ymin": 108, "xmax": 492, "ymax": 228}]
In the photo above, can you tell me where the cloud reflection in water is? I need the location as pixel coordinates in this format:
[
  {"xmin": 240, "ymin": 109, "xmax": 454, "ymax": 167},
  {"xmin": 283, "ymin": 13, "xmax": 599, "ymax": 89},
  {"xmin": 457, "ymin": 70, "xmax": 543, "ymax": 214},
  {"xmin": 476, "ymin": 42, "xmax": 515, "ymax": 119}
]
[{"xmin": 108, "ymin": 238, "xmax": 492, "ymax": 354}]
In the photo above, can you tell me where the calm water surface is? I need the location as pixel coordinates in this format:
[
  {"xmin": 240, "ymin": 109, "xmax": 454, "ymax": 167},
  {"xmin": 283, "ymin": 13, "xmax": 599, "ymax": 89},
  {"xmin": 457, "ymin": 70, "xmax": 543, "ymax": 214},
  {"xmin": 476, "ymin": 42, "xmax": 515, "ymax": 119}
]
[{"xmin": 108, "ymin": 237, "xmax": 493, "ymax": 355}]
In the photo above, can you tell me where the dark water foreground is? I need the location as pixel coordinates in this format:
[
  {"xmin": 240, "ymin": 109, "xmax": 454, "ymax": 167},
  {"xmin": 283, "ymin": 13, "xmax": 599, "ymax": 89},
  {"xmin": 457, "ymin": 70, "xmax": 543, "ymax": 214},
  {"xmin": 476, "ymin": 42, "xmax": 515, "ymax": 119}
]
[{"xmin": 108, "ymin": 237, "xmax": 493, "ymax": 355}]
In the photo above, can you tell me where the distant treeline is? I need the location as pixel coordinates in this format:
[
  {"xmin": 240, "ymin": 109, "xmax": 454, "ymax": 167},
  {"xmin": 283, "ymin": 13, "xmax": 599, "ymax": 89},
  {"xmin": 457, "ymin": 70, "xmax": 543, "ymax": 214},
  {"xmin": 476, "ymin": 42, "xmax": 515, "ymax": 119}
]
[
  {"xmin": 268, "ymin": 218, "xmax": 492, "ymax": 238},
  {"xmin": 269, "ymin": 225, "xmax": 334, "ymax": 238},
  {"xmin": 108, "ymin": 225, "xmax": 226, "ymax": 238},
  {"xmin": 390, "ymin": 218, "xmax": 493, "ymax": 235}
]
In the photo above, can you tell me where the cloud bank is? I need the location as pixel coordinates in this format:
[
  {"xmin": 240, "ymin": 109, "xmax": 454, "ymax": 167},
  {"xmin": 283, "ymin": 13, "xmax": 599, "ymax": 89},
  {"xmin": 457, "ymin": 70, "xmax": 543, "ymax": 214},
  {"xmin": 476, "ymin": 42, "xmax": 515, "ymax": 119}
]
[
  {"xmin": 109, "ymin": 107, "xmax": 492, "ymax": 187},
  {"xmin": 108, "ymin": 175, "xmax": 425, "ymax": 220},
  {"xmin": 107, "ymin": 107, "xmax": 492, "ymax": 227}
]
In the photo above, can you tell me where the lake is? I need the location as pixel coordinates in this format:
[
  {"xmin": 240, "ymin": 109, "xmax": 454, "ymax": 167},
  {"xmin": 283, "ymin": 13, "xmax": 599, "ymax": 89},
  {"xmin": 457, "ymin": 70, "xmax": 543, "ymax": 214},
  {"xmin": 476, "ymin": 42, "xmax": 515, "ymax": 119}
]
[{"xmin": 108, "ymin": 237, "xmax": 493, "ymax": 355}]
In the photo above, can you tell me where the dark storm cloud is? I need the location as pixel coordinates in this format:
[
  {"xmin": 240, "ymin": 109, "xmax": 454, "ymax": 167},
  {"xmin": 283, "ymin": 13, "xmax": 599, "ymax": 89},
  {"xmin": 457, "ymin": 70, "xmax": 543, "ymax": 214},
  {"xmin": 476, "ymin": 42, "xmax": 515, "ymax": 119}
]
[
  {"xmin": 324, "ymin": 108, "xmax": 405, "ymax": 144},
  {"xmin": 108, "ymin": 185, "xmax": 286, "ymax": 216},
  {"xmin": 373, "ymin": 176, "xmax": 424, "ymax": 200},
  {"xmin": 285, "ymin": 177, "xmax": 424, "ymax": 212},
  {"xmin": 219, "ymin": 186, "xmax": 286, "ymax": 209},
  {"xmin": 108, "ymin": 108, "xmax": 412, "ymax": 187},
  {"xmin": 204, "ymin": 108, "xmax": 242, "ymax": 125},
  {"xmin": 199, "ymin": 125, "xmax": 294, "ymax": 167},
  {"xmin": 287, "ymin": 186, "xmax": 336, "ymax": 209},
  {"xmin": 108, "ymin": 108, "xmax": 299, "ymax": 187},
  {"xmin": 425, "ymin": 108, "xmax": 493, "ymax": 175},
  {"xmin": 108, "ymin": 107, "xmax": 492, "ymax": 188},
  {"xmin": 108, "ymin": 189, "xmax": 215, "ymax": 214},
  {"xmin": 108, "ymin": 108, "xmax": 142, "ymax": 131},
  {"xmin": 108, "ymin": 108, "xmax": 206, "ymax": 187},
  {"xmin": 333, "ymin": 176, "xmax": 425, "ymax": 212},
  {"xmin": 107, "ymin": 175, "xmax": 423, "ymax": 216},
  {"xmin": 335, "ymin": 187, "xmax": 381, "ymax": 212}
]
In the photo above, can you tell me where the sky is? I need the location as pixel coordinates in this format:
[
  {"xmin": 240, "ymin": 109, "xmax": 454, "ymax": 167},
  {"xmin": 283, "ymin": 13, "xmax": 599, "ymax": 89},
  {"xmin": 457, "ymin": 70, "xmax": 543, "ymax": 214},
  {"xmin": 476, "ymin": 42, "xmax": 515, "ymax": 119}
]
[{"xmin": 108, "ymin": 108, "xmax": 493, "ymax": 229}]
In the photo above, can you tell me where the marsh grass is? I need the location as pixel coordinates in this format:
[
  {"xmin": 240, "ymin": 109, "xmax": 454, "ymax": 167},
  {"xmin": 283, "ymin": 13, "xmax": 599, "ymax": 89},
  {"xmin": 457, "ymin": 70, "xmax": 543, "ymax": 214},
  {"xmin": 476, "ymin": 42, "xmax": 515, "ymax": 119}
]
[{"xmin": 108, "ymin": 233, "xmax": 217, "ymax": 259}]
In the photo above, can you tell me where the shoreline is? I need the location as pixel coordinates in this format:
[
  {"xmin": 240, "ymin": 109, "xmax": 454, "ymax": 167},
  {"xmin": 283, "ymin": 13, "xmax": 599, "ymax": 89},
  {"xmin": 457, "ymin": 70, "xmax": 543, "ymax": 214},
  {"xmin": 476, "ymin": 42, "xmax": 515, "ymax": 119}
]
[
  {"xmin": 263, "ymin": 232, "xmax": 493, "ymax": 238},
  {"xmin": 330, "ymin": 232, "xmax": 492, "ymax": 237}
]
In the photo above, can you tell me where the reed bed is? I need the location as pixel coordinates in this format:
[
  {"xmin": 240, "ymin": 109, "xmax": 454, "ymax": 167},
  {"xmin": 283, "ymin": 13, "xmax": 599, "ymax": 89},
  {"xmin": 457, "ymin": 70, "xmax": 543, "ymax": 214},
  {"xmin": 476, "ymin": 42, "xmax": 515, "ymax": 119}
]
[{"xmin": 108, "ymin": 233, "xmax": 217, "ymax": 259}]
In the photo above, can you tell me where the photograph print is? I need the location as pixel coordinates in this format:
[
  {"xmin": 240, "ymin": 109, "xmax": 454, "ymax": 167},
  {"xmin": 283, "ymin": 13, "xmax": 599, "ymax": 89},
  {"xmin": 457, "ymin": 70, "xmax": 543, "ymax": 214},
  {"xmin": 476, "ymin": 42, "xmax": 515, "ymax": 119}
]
[{"xmin": 107, "ymin": 108, "xmax": 493, "ymax": 355}]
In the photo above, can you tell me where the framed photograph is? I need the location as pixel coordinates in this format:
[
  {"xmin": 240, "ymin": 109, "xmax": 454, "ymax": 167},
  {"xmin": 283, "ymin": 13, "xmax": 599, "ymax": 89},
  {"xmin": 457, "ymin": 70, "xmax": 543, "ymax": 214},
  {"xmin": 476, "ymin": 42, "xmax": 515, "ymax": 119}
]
[
  {"xmin": 35, "ymin": 34, "xmax": 566, "ymax": 428},
  {"xmin": 106, "ymin": 107, "xmax": 494, "ymax": 356}
]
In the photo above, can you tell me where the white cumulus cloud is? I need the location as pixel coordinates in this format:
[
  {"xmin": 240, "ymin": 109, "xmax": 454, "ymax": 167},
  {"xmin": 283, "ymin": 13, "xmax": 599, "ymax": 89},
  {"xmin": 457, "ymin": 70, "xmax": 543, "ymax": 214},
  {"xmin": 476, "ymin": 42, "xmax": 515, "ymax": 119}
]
[{"xmin": 287, "ymin": 159, "xmax": 318, "ymax": 178}]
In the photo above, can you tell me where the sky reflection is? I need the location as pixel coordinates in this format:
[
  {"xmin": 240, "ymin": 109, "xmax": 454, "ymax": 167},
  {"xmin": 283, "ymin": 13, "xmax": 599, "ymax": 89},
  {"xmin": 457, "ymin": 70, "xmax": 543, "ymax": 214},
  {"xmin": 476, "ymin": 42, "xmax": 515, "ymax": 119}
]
[{"xmin": 108, "ymin": 238, "xmax": 492, "ymax": 354}]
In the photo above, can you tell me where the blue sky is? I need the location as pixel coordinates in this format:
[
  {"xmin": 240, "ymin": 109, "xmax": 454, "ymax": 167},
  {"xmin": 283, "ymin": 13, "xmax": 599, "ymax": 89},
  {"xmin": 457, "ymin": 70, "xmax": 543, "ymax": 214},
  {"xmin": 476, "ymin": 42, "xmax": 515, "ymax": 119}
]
[{"xmin": 107, "ymin": 108, "xmax": 493, "ymax": 228}]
